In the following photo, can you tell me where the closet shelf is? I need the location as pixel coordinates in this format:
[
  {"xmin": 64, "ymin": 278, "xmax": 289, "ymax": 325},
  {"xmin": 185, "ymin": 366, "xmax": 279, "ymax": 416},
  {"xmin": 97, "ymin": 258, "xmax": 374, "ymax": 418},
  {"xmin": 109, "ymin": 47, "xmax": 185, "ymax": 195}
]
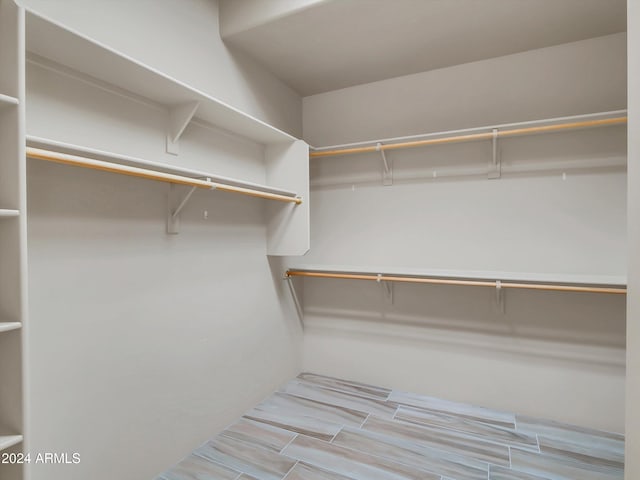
[
  {"xmin": 0, "ymin": 93, "xmax": 19, "ymax": 108},
  {"xmin": 25, "ymin": 11, "xmax": 296, "ymax": 145},
  {"xmin": 309, "ymin": 110, "xmax": 627, "ymax": 158},
  {"xmin": 0, "ymin": 435, "xmax": 23, "ymax": 452},
  {"xmin": 286, "ymin": 265, "xmax": 627, "ymax": 294},
  {"xmin": 26, "ymin": 146, "xmax": 302, "ymax": 204},
  {"xmin": 0, "ymin": 209, "xmax": 20, "ymax": 218},
  {"xmin": 0, "ymin": 323, "xmax": 22, "ymax": 333},
  {"xmin": 27, "ymin": 136, "xmax": 299, "ymax": 198}
]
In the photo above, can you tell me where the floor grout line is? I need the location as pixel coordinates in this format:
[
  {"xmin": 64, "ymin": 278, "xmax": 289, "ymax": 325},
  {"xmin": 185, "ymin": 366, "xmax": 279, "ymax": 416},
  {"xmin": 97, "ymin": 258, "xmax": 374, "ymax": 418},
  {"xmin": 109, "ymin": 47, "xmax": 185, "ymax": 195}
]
[
  {"xmin": 280, "ymin": 460, "xmax": 299, "ymax": 480},
  {"xmin": 329, "ymin": 426, "xmax": 344, "ymax": 443},
  {"xmin": 359, "ymin": 413, "xmax": 371, "ymax": 428},
  {"xmin": 279, "ymin": 433, "xmax": 299, "ymax": 454}
]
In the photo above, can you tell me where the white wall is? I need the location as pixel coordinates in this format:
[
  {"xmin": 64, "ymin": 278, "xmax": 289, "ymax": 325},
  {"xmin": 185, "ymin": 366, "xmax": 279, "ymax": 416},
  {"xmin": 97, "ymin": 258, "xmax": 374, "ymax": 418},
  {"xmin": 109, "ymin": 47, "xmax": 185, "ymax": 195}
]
[
  {"xmin": 304, "ymin": 33, "xmax": 626, "ymax": 146},
  {"xmin": 220, "ymin": 0, "xmax": 328, "ymax": 38},
  {"xmin": 299, "ymin": 34, "xmax": 627, "ymax": 432},
  {"xmin": 25, "ymin": 33, "xmax": 302, "ymax": 480},
  {"xmin": 17, "ymin": 0, "xmax": 302, "ymax": 137},
  {"xmin": 626, "ymin": 0, "xmax": 639, "ymax": 476}
]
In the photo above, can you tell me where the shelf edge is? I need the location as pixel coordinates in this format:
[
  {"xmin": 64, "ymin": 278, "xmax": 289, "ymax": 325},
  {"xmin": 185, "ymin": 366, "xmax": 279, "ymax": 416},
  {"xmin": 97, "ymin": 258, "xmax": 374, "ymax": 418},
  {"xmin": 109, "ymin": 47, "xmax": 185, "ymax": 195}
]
[
  {"xmin": 0, "ymin": 323, "xmax": 22, "ymax": 333},
  {"xmin": 0, "ymin": 435, "xmax": 23, "ymax": 452}
]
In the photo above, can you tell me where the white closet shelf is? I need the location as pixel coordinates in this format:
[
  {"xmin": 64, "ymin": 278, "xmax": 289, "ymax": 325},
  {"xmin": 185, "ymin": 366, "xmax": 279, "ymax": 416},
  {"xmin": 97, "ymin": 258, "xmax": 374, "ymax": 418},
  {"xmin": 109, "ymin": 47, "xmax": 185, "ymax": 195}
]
[
  {"xmin": 26, "ymin": 137, "xmax": 300, "ymax": 199},
  {"xmin": 286, "ymin": 264, "xmax": 627, "ymax": 293},
  {"xmin": 0, "ymin": 323, "xmax": 22, "ymax": 333},
  {"xmin": 0, "ymin": 435, "xmax": 23, "ymax": 452},
  {"xmin": 0, "ymin": 209, "xmax": 20, "ymax": 218},
  {"xmin": 0, "ymin": 93, "xmax": 19, "ymax": 108},
  {"xmin": 25, "ymin": 11, "xmax": 297, "ymax": 145},
  {"xmin": 309, "ymin": 110, "xmax": 627, "ymax": 156}
]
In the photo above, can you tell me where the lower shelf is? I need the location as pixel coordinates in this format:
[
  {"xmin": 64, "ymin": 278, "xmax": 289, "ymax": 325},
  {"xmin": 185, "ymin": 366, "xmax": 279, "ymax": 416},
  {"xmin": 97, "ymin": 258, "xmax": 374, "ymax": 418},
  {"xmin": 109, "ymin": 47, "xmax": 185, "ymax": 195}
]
[
  {"xmin": 0, "ymin": 93, "xmax": 19, "ymax": 109},
  {"xmin": 0, "ymin": 323, "xmax": 22, "ymax": 333},
  {"xmin": 0, "ymin": 435, "xmax": 23, "ymax": 452},
  {"xmin": 0, "ymin": 209, "xmax": 20, "ymax": 218}
]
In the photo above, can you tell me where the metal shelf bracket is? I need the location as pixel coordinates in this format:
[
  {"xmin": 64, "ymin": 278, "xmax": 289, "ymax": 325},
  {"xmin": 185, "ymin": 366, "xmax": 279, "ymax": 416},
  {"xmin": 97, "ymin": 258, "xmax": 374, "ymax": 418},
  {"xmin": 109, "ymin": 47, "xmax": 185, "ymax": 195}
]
[
  {"xmin": 376, "ymin": 143, "xmax": 393, "ymax": 186},
  {"xmin": 167, "ymin": 182, "xmax": 210, "ymax": 234},
  {"xmin": 166, "ymin": 101, "xmax": 200, "ymax": 155},
  {"xmin": 377, "ymin": 273, "xmax": 394, "ymax": 304},
  {"xmin": 495, "ymin": 280, "xmax": 505, "ymax": 313},
  {"xmin": 488, "ymin": 128, "xmax": 501, "ymax": 179}
]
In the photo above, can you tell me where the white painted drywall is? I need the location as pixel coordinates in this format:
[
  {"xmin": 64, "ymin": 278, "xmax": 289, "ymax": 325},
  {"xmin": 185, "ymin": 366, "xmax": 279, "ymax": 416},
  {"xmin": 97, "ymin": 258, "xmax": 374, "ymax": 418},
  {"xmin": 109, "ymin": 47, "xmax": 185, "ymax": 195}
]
[
  {"xmin": 25, "ymin": 36, "xmax": 302, "ymax": 480},
  {"xmin": 626, "ymin": 0, "xmax": 639, "ymax": 476},
  {"xmin": 17, "ymin": 0, "xmax": 302, "ymax": 137},
  {"xmin": 304, "ymin": 33, "xmax": 626, "ymax": 146},
  {"xmin": 220, "ymin": 0, "xmax": 329, "ymax": 38},
  {"xmin": 222, "ymin": 0, "xmax": 626, "ymax": 96},
  {"xmin": 299, "ymin": 34, "xmax": 627, "ymax": 432}
]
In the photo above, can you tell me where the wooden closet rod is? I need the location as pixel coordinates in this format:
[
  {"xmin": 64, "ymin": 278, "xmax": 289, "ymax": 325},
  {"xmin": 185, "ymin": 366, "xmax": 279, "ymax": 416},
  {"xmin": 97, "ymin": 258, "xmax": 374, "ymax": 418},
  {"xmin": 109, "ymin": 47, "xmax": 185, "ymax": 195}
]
[
  {"xmin": 286, "ymin": 270, "xmax": 627, "ymax": 294},
  {"xmin": 26, "ymin": 147, "xmax": 302, "ymax": 204},
  {"xmin": 309, "ymin": 116, "xmax": 627, "ymax": 158}
]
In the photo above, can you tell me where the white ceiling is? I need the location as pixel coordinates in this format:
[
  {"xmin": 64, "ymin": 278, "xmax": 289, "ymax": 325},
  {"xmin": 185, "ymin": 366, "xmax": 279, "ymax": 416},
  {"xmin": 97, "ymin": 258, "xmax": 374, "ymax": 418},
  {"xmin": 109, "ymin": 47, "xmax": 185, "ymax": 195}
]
[{"xmin": 221, "ymin": 0, "xmax": 626, "ymax": 96}]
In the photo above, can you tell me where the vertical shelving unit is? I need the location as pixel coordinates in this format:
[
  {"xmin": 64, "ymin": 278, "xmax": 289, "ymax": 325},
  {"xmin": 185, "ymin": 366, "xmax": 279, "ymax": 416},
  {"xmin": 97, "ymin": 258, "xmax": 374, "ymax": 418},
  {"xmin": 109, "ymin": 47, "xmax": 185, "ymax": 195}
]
[{"xmin": 0, "ymin": 1, "xmax": 27, "ymax": 479}]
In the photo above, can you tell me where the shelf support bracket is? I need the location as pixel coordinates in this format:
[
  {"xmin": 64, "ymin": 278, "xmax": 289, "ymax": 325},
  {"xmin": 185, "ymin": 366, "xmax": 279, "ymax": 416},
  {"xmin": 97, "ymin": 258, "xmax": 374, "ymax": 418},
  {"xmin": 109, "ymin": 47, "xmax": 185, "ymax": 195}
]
[
  {"xmin": 167, "ymin": 183, "xmax": 203, "ymax": 234},
  {"xmin": 377, "ymin": 274, "xmax": 394, "ymax": 304},
  {"xmin": 376, "ymin": 143, "xmax": 393, "ymax": 186},
  {"xmin": 494, "ymin": 280, "xmax": 505, "ymax": 313},
  {"xmin": 488, "ymin": 128, "xmax": 501, "ymax": 179},
  {"xmin": 284, "ymin": 274, "xmax": 304, "ymax": 326},
  {"xmin": 166, "ymin": 101, "xmax": 200, "ymax": 155}
]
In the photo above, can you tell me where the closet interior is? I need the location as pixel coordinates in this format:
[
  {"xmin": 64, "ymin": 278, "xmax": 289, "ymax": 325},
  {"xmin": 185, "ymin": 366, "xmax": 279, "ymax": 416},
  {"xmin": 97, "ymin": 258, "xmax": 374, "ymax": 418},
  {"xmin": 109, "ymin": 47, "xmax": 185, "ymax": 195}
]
[{"xmin": 0, "ymin": 0, "xmax": 636, "ymax": 479}]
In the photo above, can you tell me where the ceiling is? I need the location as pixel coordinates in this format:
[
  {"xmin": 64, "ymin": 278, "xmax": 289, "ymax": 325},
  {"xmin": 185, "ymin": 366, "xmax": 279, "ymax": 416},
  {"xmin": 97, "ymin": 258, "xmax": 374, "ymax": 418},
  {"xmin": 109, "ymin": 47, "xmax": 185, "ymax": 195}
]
[{"xmin": 221, "ymin": 0, "xmax": 626, "ymax": 97}]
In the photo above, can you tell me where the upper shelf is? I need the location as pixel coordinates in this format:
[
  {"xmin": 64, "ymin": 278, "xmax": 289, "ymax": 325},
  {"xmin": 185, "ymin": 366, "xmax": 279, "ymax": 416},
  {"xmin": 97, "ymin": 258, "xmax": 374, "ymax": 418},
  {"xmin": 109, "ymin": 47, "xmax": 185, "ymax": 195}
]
[
  {"xmin": 25, "ymin": 11, "xmax": 297, "ymax": 145},
  {"xmin": 309, "ymin": 110, "xmax": 627, "ymax": 156},
  {"xmin": 27, "ymin": 136, "xmax": 299, "ymax": 198},
  {"xmin": 0, "ymin": 93, "xmax": 19, "ymax": 108}
]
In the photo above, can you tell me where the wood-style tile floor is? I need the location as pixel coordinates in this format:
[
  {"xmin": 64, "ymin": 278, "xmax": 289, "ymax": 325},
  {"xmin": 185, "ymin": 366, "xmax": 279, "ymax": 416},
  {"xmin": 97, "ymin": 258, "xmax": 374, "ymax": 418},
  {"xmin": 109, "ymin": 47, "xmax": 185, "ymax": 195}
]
[{"xmin": 156, "ymin": 373, "xmax": 624, "ymax": 480}]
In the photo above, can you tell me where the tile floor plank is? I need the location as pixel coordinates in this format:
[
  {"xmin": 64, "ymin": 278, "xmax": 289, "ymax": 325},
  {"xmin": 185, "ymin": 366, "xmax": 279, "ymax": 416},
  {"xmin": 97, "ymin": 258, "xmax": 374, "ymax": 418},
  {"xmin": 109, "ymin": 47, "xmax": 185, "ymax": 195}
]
[
  {"xmin": 537, "ymin": 434, "xmax": 624, "ymax": 469},
  {"xmin": 194, "ymin": 435, "xmax": 296, "ymax": 480},
  {"xmin": 256, "ymin": 392, "xmax": 369, "ymax": 427},
  {"xmin": 489, "ymin": 464, "xmax": 551, "ymax": 480},
  {"xmin": 389, "ymin": 391, "xmax": 516, "ymax": 428},
  {"xmin": 157, "ymin": 453, "xmax": 241, "ymax": 480},
  {"xmin": 362, "ymin": 415, "xmax": 510, "ymax": 466},
  {"xmin": 284, "ymin": 461, "xmax": 357, "ymax": 480},
  {"xmin": 282, "ymin": 434, "xmax": 440, "ymax": 480},
  {"xmin": 244, "ymin": 391, "xmax": 368, "ymax": 441},
  {"xmin": 222, "ymin": 418, "xmax": 298, "ymax": 453},
  {"xmin": 282, "ymin": 380, "xmax": 398, "ymax": 418},
  {"xmin": 516, "ymin": 414, "xmax": 624, "ymax": 466},
  {"xmin": 297, "ymin": 373, "xmax": 391, "ymax": 400},
  {"xmin": 333, "ymin": 426, "xmax": 489, "ymax": 480},
  {"xmin": 509, "ymin": 445, "xmax": 624, "ymax": 480},
  {"xmin": 396, "ymin": 405, "xmax": 539, "ymax": 451}
]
